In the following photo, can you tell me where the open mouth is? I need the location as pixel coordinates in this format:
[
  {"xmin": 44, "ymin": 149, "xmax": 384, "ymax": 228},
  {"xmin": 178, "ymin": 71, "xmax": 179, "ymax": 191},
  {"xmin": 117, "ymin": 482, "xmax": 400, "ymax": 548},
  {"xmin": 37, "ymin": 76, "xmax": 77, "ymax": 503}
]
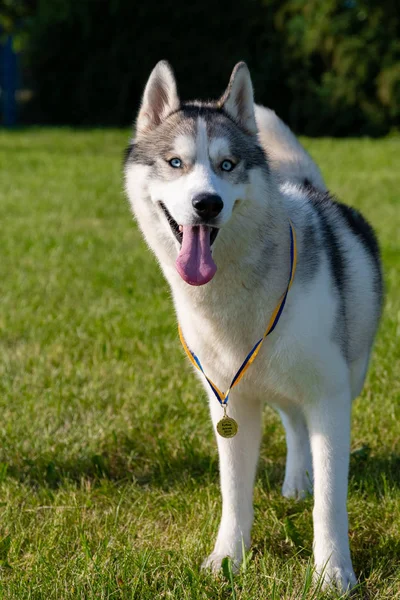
[
  {"xmin": 159, "ymin": 202, "xmax": 219, "ymax": 246},
  {"xmin": 159, "ymin": 202, "xmax": 219, "ymax": 286}
]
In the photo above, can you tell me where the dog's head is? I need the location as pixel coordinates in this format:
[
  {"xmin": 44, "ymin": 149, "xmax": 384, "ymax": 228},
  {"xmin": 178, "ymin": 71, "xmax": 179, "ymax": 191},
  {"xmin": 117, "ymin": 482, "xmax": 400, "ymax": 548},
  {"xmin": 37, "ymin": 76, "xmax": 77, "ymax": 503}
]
[{"xmin": 124, "ymin": 61, "xmax": 269, "ymax": 286}]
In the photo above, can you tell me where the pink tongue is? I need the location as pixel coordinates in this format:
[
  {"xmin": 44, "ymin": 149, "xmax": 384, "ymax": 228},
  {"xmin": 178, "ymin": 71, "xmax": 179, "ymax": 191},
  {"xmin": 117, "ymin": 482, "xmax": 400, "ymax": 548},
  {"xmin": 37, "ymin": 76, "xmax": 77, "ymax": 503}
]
[{"xmin": 176, "ymin": 225, "xmax": 217, "ymax": 286}]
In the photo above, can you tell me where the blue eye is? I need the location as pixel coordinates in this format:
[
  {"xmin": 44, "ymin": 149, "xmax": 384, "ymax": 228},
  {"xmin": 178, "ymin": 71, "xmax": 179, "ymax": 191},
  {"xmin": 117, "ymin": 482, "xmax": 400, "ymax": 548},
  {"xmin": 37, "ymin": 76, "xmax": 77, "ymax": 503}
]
[
  {"xmin": 169, "ymin": 157, "xmax": 182, "ymax": 168},
  {"xmin": 221, "ymin": 160, "xmax": 234, "ymax": 172}
]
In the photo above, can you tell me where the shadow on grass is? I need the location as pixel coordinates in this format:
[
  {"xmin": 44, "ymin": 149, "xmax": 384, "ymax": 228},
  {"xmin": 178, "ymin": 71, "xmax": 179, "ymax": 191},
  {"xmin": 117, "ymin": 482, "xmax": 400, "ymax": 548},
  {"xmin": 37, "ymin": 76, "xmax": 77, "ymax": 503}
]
[
  {"xmin": 0, "ymin": 433, "xmax": 218, "ymax": 491},
  {"xmin": 1, "ymin": 434, "xmax": 399, "ymax": 496},
  {"xmin": 349, "ymin": 447, "xmax": 400, "ymax": 494}
]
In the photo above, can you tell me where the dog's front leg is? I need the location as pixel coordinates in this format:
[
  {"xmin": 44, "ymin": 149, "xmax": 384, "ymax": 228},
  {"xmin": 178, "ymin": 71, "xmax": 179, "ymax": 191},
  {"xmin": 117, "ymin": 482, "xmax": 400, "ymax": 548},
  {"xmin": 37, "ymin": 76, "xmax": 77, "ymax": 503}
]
[
  {"xmin": 202, "ymin": 393, "xmax": 263, "ymax": 573},
  {"xmin": 306, "ymin": 389, "xmax": 357, "ymax": 591}
]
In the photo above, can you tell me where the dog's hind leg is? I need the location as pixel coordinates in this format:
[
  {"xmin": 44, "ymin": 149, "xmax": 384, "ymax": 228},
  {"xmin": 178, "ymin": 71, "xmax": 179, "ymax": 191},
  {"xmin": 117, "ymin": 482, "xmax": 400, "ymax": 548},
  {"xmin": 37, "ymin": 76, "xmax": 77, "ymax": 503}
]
[
  {"xmin": 278, "ymin": 405, "xmax": 313, "ymax": 499},
  {"xmin": 202, "ymin": 393, "xmax": 263, "ymax": 573},
  {"xmin": 306, "ymin": 386, "xmax": 357, "ymax": 591}
]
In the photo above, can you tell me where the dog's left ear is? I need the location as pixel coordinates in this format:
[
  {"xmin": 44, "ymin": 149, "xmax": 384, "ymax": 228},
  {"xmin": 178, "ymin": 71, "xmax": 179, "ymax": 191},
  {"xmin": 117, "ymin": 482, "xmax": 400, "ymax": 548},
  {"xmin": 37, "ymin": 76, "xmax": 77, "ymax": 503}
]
[
  {"xmin": 218, "ymin": 62, "xmax": 257, "ymax": 136},
  {"xmin": 136, "ymin": 60, "xmax": 180, "ymax": 136}
]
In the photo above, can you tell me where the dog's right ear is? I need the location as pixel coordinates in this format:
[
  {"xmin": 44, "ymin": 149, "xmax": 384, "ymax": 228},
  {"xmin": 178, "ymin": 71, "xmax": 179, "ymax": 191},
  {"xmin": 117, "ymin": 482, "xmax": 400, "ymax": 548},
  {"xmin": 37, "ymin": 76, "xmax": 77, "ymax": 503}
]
[{"xmin": 136, "ymin": 61, "xmax": 180, "ymax": 136}]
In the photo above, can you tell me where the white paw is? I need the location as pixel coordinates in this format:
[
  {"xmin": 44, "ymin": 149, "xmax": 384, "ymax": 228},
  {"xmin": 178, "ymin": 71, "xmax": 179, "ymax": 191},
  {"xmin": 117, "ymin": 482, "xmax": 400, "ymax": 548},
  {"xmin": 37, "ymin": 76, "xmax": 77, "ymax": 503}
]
[
  {"xmin": 282, "ymin": 471, "xmax": 313, "ymax": 500},
  {"xmin": 316, "ymin": 559, "xmax": 357, "ymax": 592},
  {"xmin": 201, "ymin": 551, "xmax": 241, "ymax": 574}
]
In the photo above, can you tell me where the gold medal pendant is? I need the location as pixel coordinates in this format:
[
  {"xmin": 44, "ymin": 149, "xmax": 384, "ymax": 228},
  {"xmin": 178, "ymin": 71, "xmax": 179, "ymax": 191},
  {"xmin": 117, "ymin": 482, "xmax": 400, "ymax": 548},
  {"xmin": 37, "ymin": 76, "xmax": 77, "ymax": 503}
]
[{"xmin": 216, "ymin": 407, "xmax": 238, "ymax": 438}]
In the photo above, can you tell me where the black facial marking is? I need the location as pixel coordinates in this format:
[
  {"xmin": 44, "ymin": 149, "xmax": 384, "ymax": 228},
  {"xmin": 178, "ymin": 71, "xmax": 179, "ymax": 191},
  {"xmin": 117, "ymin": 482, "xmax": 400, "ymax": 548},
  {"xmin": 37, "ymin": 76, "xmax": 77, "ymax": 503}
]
[
  {"xmin": 170, "ymin": 102, "xmax": 269, "ymax": 175},
  {"xmin": 124, "ymin": 111, "xmax": 196, "ymax": 176},
  {"xmin": 125, "ymin": 99, "xmax": 270, "ymax": 181},
  {"xmin": 172, "ymin": 103, "xmax": 243, "ymax": 131},
  {"xmin": 177, "ymin": 104, "xmax": 226, "ymax": 120},
  {"xmin": 202, "ymin": 109, "xmax": 269, "ymax": 182},
  {"xmin": 125, "ymin": 139, "xmax": 155, "ymax": 167}
]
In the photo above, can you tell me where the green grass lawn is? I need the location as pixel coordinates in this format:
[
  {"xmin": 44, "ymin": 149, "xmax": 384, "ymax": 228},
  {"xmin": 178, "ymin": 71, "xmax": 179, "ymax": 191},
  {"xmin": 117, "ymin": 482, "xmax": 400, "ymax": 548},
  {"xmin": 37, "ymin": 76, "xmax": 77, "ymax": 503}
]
[{"xmin": 0, "ymin": 128, "xmax": 399, "ymax": 599}]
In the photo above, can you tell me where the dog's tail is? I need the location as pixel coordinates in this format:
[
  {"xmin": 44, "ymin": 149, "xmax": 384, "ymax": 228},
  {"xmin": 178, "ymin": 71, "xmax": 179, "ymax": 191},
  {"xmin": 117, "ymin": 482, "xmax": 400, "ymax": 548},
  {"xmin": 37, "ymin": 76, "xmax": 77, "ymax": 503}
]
[{"xmin": 255, "ymin": 105, "xmax": 327, "ymax": 192}]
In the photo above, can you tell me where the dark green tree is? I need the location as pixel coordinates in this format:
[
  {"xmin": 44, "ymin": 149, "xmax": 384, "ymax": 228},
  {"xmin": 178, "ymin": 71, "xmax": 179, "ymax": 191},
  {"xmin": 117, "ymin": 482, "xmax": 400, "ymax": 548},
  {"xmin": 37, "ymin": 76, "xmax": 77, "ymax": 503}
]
[{"xmin": 19, "ymin": 0, "xmax": 400, "ymax": 134}]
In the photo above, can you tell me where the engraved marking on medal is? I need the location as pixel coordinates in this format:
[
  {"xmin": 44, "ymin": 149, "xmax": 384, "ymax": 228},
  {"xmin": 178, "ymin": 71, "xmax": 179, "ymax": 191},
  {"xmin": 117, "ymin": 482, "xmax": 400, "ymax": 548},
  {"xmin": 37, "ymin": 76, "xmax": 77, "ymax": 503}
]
[{"xmin": 216, "ymin": 416, "xmax": 238, "ymax": 438}]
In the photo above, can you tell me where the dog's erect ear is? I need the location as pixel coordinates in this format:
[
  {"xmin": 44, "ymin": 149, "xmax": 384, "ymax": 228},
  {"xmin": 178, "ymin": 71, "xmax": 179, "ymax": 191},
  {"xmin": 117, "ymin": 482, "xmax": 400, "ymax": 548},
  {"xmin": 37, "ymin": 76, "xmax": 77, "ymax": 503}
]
[
  {"xmin": 218, "ymin": 62, "xmax": 257, "ymax": 135},
  {"xmin": 136, "ymin": 61, "xmax": 180, "ymax": 136}
]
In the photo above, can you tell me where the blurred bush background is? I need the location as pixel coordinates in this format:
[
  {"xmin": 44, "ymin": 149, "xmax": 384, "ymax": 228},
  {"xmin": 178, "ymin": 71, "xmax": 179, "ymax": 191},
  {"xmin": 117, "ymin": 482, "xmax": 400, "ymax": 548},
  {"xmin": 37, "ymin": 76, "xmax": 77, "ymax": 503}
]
[{"xmin": 1, "ymin": 0, "xmax": 399, "ymax": 135}]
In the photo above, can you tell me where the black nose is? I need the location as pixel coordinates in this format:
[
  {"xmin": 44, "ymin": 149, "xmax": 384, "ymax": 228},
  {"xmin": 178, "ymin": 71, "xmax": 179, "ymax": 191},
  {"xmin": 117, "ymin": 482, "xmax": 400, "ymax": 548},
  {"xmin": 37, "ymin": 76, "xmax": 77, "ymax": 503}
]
[{"xmin": 192, "ymin": 193, "xmax": 223, "ymax": 220}]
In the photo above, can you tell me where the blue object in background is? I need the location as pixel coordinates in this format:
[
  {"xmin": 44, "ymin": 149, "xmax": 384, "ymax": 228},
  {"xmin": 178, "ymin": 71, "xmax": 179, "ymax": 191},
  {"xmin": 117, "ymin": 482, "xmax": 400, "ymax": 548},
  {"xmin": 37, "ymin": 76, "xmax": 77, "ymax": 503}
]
[{"xmin": 1, "ymin": 35, "xmax": 18, "ymax": 127}]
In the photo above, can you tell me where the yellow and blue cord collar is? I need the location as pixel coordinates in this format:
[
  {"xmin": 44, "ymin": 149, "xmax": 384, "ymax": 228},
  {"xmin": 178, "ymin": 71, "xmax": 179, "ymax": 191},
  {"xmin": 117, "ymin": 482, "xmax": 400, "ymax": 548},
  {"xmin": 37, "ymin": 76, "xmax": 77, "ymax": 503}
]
[{"xmin": 179, "ymin": 221, "xmax": 297, "ymax": 408}]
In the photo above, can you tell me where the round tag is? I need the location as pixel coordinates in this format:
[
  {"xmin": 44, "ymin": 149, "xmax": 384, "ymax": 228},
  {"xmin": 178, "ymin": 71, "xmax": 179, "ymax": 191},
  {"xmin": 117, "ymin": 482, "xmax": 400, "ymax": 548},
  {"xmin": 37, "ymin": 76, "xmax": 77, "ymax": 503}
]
[{"xmin": 216, "ymin": 416, "xmax": 238, "ymax": 438}]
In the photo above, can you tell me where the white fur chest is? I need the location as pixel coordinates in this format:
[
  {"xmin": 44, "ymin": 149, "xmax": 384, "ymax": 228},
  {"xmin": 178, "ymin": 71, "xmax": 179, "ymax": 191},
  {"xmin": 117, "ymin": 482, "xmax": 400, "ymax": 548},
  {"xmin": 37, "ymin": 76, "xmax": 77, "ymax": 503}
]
[
  {"xmin": 172, "ymin": 258, "xmax": 341, "ymax": 411},
  {"xmin": 174, "ymin": 280, "xmax": 308, "ymax": 408}
]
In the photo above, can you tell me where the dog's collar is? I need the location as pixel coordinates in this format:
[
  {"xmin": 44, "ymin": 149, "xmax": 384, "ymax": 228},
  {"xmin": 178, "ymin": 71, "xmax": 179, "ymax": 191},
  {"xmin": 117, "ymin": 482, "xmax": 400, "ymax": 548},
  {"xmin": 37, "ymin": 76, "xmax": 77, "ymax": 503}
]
[{"xmin": 178, "ymin": 221, "xmax": 297, "ymax": 436}]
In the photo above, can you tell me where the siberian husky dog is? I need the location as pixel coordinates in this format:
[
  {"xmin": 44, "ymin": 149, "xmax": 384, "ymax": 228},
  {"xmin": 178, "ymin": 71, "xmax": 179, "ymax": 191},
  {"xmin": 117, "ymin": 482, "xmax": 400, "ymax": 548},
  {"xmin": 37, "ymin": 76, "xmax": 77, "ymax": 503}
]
[{"xmin": 124, "ymin": 61, "xmax": 383, "ymax": 590}]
